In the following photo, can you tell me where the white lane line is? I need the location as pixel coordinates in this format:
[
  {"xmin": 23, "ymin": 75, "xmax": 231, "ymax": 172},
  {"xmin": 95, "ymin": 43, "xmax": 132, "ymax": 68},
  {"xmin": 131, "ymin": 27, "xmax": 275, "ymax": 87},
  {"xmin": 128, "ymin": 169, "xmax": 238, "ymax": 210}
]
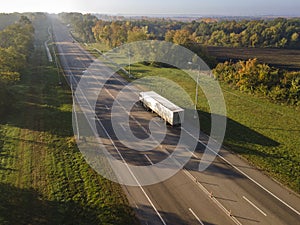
[
  {"xmin": 184, "ymin": 147, "xmax": 199, "ymax": 159},
  {"xmin": 105, "ymin": 105, "xmax": 110, "ymax": 110},
  {"xmin": 74, "ymin": 85, "xmax": 167, "ymax": 225},
  {"xmin": 243, "ymin": 196, "xmax": 267, "ymax": 217},
  {"xmin": 75, "ymin": 52, "xmax": 244, "ymax": 225},
  {"xmin": 86, "ymin": 68, "xmax": 242, "ymax": 225},
  {"xmin": 153, "ymin": 119, "xmax": 162, "ymax": 127},
  {"xmin": 183, "ymin": 170, "xmax": 242, "ymax": 225},
  {"xmin": 68, "ymin": 44, "xmax": 298, "ymax": 220},
  {"xmin": 188, "ymin": 208, "xmax": 204, "ymax": 225},
  {"xmin": 181, "ymin": 128, "xmax": 300, "ymax": 216},
  {"xmin": 144, "ymin": 154, "xmax": 154, "ymax": 165},
  {"xmin": 120, "ymin": 124, "xmax": 127, "ymax": 131},
  {"xmin": 59, "ymin": 56, "xmax": 167, "ymax": 225}
]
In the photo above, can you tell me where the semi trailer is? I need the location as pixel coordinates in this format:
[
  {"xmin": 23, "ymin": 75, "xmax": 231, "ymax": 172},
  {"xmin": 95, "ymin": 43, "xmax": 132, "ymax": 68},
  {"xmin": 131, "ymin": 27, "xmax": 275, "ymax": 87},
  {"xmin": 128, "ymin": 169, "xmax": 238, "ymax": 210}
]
[{"xmin": 139, "ymin": 91, "xmax": 184, "ymax": 126}]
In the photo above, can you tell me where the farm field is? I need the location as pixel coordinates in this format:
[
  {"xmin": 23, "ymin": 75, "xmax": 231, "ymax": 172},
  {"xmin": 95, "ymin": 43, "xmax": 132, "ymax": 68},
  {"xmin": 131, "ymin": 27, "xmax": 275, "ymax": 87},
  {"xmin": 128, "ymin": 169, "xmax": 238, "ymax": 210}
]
[
  {"xmin": 119, "ymin": 62, "xmax": 300, "ymax": 193},
  {"xmin": 0, "ymin": 19, "xmax": 137, "ymax": 225},
  {"xmin": 207, "ymin": 46, "xmax": 300, "ymax": 70}
]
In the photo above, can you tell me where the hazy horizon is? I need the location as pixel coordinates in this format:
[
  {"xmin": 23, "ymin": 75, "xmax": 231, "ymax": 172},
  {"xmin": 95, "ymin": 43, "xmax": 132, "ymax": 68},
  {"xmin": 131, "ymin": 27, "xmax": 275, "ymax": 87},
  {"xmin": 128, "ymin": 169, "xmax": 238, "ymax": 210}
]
[{"xmin": 1, "ymin": 0, "xmax": 300, "ymax": 17}]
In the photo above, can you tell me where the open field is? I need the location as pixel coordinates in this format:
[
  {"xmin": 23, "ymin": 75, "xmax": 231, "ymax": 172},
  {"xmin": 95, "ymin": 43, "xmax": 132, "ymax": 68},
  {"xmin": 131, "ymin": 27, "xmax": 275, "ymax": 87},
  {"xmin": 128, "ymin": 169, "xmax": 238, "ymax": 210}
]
[
  {"xmin": 207, "ymin": 46, "xmax": 300, "ymax": 70},
  {"xmin": 0, "ymin": 19, "xmax": 138, "ymax": 225},
  {"xmin": 118, "ymin": 63, "xmax": 300, "ymax": 193}
]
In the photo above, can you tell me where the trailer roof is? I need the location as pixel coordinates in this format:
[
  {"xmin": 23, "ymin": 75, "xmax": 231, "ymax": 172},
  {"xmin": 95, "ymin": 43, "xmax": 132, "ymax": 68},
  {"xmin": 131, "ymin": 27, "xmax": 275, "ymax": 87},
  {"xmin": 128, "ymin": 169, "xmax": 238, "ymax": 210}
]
[{"xmin": 140, "ymin": 91, "xmax": 184, "ymax": 112}]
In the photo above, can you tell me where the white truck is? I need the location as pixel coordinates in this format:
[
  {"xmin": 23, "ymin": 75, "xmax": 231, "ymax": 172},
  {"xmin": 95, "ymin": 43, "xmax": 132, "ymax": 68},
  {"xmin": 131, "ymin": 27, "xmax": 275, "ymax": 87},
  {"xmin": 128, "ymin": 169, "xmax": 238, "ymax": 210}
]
[{"xmin": 139, "ymin": 91, "xmax": 184, "ymax": 126}]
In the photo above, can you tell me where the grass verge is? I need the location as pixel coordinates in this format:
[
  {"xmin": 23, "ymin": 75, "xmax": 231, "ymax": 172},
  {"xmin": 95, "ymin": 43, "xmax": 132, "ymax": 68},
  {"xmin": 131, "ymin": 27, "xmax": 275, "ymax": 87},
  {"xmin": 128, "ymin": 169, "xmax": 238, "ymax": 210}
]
[
  {"xmin": 120, "ymin": 63, "xmax": 300, "ymax": 193},
  {"xmin": 0, "ymin": 18, "xmax": 138, "ymax": 225}
]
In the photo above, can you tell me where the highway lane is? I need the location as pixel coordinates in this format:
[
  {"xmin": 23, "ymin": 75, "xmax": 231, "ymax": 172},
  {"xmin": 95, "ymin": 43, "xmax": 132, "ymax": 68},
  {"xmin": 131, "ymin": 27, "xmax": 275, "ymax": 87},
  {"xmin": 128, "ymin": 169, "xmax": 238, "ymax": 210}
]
[
  {"xmin": 54, "ymin": 18, "xmax": 237, "ymax": 224},
  {"xmin": 95, "ymin": 72, "xmax": 300, "ymax": 225},
  {"xmin": 51, "ymin": 18, "xmax": 300, "ymax": 225},
  {"xmin": 52, "ymin": 19, "xmax": 235, "ymax": 225}
]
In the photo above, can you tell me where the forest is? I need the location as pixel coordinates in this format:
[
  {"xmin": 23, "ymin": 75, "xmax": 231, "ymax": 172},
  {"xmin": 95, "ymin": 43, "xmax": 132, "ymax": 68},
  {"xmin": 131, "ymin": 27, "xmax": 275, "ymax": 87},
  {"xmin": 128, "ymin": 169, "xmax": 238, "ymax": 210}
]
[
  {"xmin": 60, "ymin": 13, "xmax": 300, "ymax": 49},
  {"xmin": 0, "ymin": 15, "xmax": 35, "ymax": 115},
  {"xmin": 58, "ymin": 13, "xmax": 300, "ymax": 106},
  {"xmin": 58, "ymin": 12, "xmax": 98, "ymax": 43}
]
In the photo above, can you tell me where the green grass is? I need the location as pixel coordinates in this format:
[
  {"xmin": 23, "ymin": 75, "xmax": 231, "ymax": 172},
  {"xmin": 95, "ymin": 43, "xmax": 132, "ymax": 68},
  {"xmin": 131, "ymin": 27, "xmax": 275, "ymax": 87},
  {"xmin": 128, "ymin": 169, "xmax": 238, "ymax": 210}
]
[
  {"xmin": 0, "ymin": 19, "xmax": 138, "ymax": 225},
  {"xmin": 120, "ymin": 63, "xmax": 300, "ymax": 193},
  {"xmin": 85, "ymin": 43, "xmax": 111, "ymax": 54}
]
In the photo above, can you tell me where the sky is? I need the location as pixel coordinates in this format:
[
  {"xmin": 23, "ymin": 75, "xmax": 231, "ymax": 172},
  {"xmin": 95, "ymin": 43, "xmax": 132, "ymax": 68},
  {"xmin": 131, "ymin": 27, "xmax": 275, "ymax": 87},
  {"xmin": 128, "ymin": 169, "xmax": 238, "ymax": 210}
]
[{"xmin": 1, "ymin": 0, "xmax": 300, "ymax": 16}]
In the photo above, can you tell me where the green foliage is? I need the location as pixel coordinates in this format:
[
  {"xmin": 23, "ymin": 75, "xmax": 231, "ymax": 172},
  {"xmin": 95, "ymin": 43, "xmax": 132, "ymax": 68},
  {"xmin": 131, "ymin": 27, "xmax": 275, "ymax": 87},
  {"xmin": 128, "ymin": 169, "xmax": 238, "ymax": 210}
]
[
  {"xmin": 127, "ymin": 26, "xmax": 148, "ymax": 42},
  {"xmin": 58, "ymin": 13, "xmax": 97, "ymax": 43},
  {"xmin": 63, "ymin": 15, "xmax": 300, "ymax": 50},
  {"xmin": 0, "ymin": 15, "xmax": 138, "ymax": 224},
  {"xmin": 213, "ymin": 59, "xmax": 300, "ymax": 105},
  {"xmin": 0, "ymin": 71, "xmax": 20, "ymax": 84},
  {"xmin": 92, "ymin": 20, "xmax": 149, "ymax": 47},
  {"xmin": 0, "ymin": 47, "xmax": 26, "ymax": 73},
  {"xmin": 120, "ymin": 63, "xmax": 300, "ymax": 193},
  {"xmin": 172, "ymin": 29, "xmax": 191, "ymax": 45},
  {"xmin": 0, "ymin": 15, "xmax": 35, "ymax": 116},
  {"xmin": 151, "ymin": 17, "xmax": 300, "ymax": 49},
  {"xmin": 192, "ymin": 18, "xmax": 300, "ymax": 48},
  {"xmin": 85, "ymin": 16, "xmax": 215, "ymax": 67}
]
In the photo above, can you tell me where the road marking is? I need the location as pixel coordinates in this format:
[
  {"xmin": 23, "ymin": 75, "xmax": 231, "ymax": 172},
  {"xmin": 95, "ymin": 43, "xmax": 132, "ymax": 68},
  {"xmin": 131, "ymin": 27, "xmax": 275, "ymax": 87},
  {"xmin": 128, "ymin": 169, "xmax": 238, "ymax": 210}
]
[
  {"xmin": 120, "ymin": 124, "xmax": 127, "ymax": 131},
  {"xmin": 243, "ymin": 196, "xmax": 267, "ymax": 217},
  {"xmin": 74, "ymin": 85, "xmax": 167, "ymax": 225},
  {"xmin": 181, "ymin": 128, "xmax": 300, "ymax": 216},
  {"xmin": 188, "ymin": 208, "xmax": 204, "ymax": 225},
  {"xmin": 79, "ymin": 64, "xmax": 241, "ymax": 225},
  {"xmin": 184, "ymin": 147, "xmax": 199, "ymax": 159},
  {"xmin": 183, "ymin": 170, "xmax": 242, "ymax": 225},
  {"xmin": 58, "ymin": 52, "xmax": 167, "ymax": 225},
  {"xmin": 74, "ymin": 82, "xmax": 167, "ymax": 224},
  {"xmin": 105, "ymin": 105, "xmax": 110, "ymax": 110},
  {"xmin": 153, "ymin": 119, "xmax": 162, "ymax": 127},
  {"xmin": 144, "ymin": 154, "xmax": 154, "ymax": 165},
  {"xmin": 59, "ymin": 37, "xmax": 299, "ymax": 224}
]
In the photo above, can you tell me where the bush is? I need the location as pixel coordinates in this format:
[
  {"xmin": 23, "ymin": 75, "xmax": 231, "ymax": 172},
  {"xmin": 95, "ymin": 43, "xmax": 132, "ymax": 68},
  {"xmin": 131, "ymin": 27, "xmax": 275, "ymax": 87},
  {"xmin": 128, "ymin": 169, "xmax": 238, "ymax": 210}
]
[{"xmin": 213, "ymin": 59, "xmax": 300, "ymax": 105}]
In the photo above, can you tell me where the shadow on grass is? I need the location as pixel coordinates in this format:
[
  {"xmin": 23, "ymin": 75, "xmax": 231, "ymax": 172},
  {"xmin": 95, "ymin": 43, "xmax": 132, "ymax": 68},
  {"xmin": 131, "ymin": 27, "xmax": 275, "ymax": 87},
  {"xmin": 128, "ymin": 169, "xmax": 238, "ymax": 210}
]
[
  {"xmin": 0, "ymin": 183, "xmax": 138, "ymax": 225},
  {"xmin": 0, "ymin": 68, "xmax": 74, "ymax": 138},
  {"xmin": 197, "ymin": 110, "xmax": 279, "ymax": 147},
  {"xmin": 0, "ymin": 181, "xmax": 216, "ymax": 225},
  {"xmin": 3, "ymin": 102, "xmax": 74, "ymax": 138},
  {"xmin": 96, "ymin": 93, "xmax": 279, "ymax": 154}
]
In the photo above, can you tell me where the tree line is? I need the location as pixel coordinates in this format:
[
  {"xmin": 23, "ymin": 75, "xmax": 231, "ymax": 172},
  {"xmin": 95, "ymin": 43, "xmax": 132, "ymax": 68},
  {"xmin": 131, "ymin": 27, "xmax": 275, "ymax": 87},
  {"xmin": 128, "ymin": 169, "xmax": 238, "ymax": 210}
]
[
  {"xmin": 188, "ymin": 18, "xmax": 300, "ymax": 48},
  {"xmin": 58, "ymin": 13, "xmax": 98, "ymax": 43},
  {"xmin": 91, "ymin": 19, "xmax": 216, "ymax": 66},
  {"xmin": 131, "ymin": 18, "xmax": 300, "ymax": 49},
  {"xmin": 0, "ymin": 16, "xmax": 35, "ymax": 115},
  {"xmin": 59, "ymin": 13, "xmax": 300, "ymax": 49},
  {"xmin": 92, "ymin": 20, "xmax": 149, "ymax": 47},
  {"xmin": 92, "ymin": 17, "xmax": 300, "ymax": 49},
  {"xmin": 213, "ymin": 59, "xmax": 300, "ymax": 106},
  {"xmin": 58, "ymin": 13, "xmax": 300, "ymax": 106}
]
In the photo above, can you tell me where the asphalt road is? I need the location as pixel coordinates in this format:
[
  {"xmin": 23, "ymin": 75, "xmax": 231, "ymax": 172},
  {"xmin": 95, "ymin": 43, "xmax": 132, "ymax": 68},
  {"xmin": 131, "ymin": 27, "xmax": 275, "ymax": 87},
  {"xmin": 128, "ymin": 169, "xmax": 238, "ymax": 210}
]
[{"xmin": 51, "ymin": 18, "xmax": 300, "ymax": 225}]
